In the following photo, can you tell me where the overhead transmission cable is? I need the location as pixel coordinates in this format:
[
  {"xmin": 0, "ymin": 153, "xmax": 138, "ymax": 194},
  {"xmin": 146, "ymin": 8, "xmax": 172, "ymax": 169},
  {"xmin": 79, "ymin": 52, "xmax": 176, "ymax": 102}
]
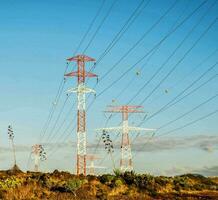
[
  {"xmin": 137, "ymin": 17, "xmax": 218, "ymax": 109},
  {"xmin": 149, "ymin": 48, "xmax": 218, "ymax": 105},
  {"xmin": 158, "ymin": 109, "xmax": 218, "ymax": 137},
  {"xmin": 94, "ymin": 0, "xmax": 191, "ymax": 166},
  {"xmin": 95, "ymin": 1, "xmax": 211, "ymax": 168},
  {"xmin": 44, "ymin": 94, "xmax": 71, "ymax": 142},
  {"xmin": 129, "ymin": 78, "xmax": 218, "ymax": 157},
  {"xmin": 140, "ymin": 63, "xmax": 218, "ymax": 125},
  {"xmin": 156, "ymin": 93, "xmax": 218, "ymax": 131},
  {"xmin": 39, "ymin": 64, "xmax": 68, "ymax": 142},
  {"xmin": 129, "ymin": 56, "xmax": 218, "ymax": 145},
  {"xmin": 128, "ymin": 0, "xmax": 217, "ymax": 105},
  {"xmin": 98, "ymin": 0, "xmax": 178, "ymax": 83},
  {"xmin": 130, "ymin": 72, "xmax": 218, "ymax": 161},
  {"xmin": 40, "ymin": 0, "xmax": 107, "ymax": 144},
  {"xmin": 45, "ymin": 0, "xmax": 118, "ymax": 145},
  {"xmin": 98, "ymin": 1, "xmax": 217, "ymax": 169},
  {"xmin": 101, "ymin": 1, "xmax": 216, "ymax": 171},
  {"xmin": 86, "ymin": 0, "xmax": 151, "ymax": 79},
  {"xmin": 46, "ymin": 0, "xmax": 151, "ymax": 154},
  {"xmin": 131, "ymin": 108, "xmax": 218, "ymax": 158},
  {"xmin": 114, "ymin": 0, "xmax": 191, "ymax": 101},
  {"xmin": 87, "ymin": 0, "xmax": 208, "ymax": 111},
  {"xmin": 82, "ymin": 0, "xmax": 118, "ymax": 53},
  {"xmin": 75, "ymin": 0, "xmax": 106, "ymax": 54},
  {"xmin": 129, "ymin": 67, "xmax": 218, "ymax": 152}
]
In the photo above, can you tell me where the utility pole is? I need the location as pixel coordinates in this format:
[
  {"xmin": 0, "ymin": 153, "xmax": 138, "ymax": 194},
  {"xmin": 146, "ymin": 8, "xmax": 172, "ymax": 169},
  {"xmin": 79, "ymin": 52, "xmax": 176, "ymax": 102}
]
[
  {"xmin": 31, "ymin": 144, "xmax": 46, "ymax": 172},
  {"xmin": 96, "ymin": 105, "xmax": 155, "ymax": 172},
  {"xmin": 86, "ymin": 155, "xmax": 106, "ymax": 175},
  {"xmin": 8, "ymin": 125, "xmax": 17, "ymax": 166},
  {"xmin": 65, "ymin": 54, "xmax": 97, "ymax": 176}
]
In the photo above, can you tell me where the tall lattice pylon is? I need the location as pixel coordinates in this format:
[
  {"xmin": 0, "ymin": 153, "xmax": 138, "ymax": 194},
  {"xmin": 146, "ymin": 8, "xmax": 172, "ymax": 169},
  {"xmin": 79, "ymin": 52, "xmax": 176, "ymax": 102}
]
[
  {"xmin": 96, "ymin": 105, "xmax": 155, "ymax": 172},
  {"xmin": 65, "ymin": 55, "xmax": 97, "ymax": 176}
]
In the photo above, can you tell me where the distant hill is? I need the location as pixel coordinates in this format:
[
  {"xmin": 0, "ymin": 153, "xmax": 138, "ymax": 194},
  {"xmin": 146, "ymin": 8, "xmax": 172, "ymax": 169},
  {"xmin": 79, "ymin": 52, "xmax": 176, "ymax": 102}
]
[{"xmin": 0, "ymin": 169, "xmax": 217, "ymax": 199}]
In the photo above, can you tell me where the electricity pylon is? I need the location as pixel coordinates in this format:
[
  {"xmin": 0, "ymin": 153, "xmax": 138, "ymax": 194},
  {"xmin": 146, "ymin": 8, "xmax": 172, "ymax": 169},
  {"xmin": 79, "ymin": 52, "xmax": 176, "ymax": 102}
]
[
  {"xmin": 86, "ymin": 155, "xmax": 106, "ymax": 175},
  {"xmin": 65, "ymin": 54, "xmax": 97, "ymax": 176},
  {"xmin": 96, "ymin": 105, "xmax": 155, "ymax": 172},
  {"xmin": 8, "ymin": 125, "xmax": 17, "ymax": 166},
  {"xmin": 31, "ymin": 144, "xmax": 46, "ymax": 172}
]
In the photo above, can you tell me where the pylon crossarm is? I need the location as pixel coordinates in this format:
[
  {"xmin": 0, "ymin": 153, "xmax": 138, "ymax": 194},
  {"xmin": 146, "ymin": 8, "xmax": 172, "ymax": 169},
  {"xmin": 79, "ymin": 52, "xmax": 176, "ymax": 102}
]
[
  {"xmin": 127, "ymin": 127, "xmax": 156, "ymax": 132},
  {"xmin": 67, "ymin": 55, "xmax": 95, "ymax": 62},
  {"xmin": 104, "ymin": 110, "xmax": 144, "ymax": 113},
  {"xmin": 95, "ymin": 127, "xmax": 122, "ymax": 132},
  {"xmin": 65, "ymin": 71, "xmax": 97, "ymax": 78},
  {"xmin": 67, "ymin": 85, "xmax": 96, "ymax": 94}
]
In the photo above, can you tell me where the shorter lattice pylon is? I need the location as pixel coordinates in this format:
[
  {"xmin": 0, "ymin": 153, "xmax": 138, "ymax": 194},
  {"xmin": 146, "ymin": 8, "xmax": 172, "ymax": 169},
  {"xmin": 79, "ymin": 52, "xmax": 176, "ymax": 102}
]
[
  {"xmin": 86, "ymin": 155, "xmax": 106, "ymax": 175},
  {"xmin": 31, "ymin": 144, "xmax": 46, "ymax": 172},
  {"xmin": 96, "ymin": 105, "xmax": 155, "ymax": 172}
]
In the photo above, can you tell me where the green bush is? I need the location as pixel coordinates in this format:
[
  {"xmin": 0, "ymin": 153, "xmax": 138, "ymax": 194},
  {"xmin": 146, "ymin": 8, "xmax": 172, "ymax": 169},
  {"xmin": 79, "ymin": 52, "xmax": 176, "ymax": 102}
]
[
  {"xmin": 114, "ymin": 178, "xmax": 124, "ymax": 187},
  {"xmin": 173, "ymin": 177, "xmax": 190, "ymax": 191},
  {"xmin": 121, "ymin": 171, "xmax": 136, "ymax": 185},
  {"xmin": 0, "ymin": 177, "xmax": 22, "ymax": 190},
  {"xmin": 99, "ymin": 174, "xmax": 115, "ymax": 184},
  {"xmin": 113, "ymin": 168, "xmax": 122, "ymax": 177},
  {"xmin": 66, "ymin": 178, "xmax": 86, "ymax": 192}
]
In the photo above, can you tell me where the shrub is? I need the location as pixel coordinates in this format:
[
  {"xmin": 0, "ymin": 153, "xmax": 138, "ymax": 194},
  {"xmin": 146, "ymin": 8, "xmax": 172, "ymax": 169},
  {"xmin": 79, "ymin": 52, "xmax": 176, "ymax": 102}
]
[
  {"xmin": 99, "ymin": 174, "xmax": 115, "ymax": 184},
  {"xmin": 0, "ymin": 177, "xmax": 22, "ymax": 190},
  {"xmin": 66, "ymin": 178, "xmax": 86, "ymax": 192},
  {"xmin": 121, "ymin": 171, "xmax": 136, "ymax": 185},
  {"xmin": 114, "ymin": 178, "xmax": 124, "ymax": 187},
  {"xmin": 113, "ymin": 168, "xmax": 122, "ymax": 177},
  {"xmin": 173, "ymin": 177, "xmax": 190, "ymax": 191}
]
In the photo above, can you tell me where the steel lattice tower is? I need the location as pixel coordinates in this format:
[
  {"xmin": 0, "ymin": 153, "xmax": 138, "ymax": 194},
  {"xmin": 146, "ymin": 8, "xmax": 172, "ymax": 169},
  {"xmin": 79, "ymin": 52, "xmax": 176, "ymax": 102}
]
[
  {"xmin": 32, "ymin": 144, "xmax": 40, "ymax": 172},
  {"xmin": 96, "ymin": 105, "xmax": 155, "ymax": 172},
  {"xmin": 86, "ymin": 155, "xmax": 105, "ymax": 175},
  {"xmin": 65, "ymin": 55, "xmax": 97, "ymax": 176},
  {"xmin": 32, "ymin": 144, "xmax": 46, "ymax": 172}
]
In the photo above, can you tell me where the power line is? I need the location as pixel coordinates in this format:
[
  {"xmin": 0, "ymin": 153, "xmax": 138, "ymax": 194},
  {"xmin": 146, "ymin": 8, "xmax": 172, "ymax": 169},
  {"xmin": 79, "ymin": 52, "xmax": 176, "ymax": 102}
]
[
  {"xmin": 99, "ymin": 0, "xmax": 178, "ymax": 83},
  {"xmin": 46, "ymin": 0, "xmax": 151, "ymax": 154},
  {"xmin": 148, "ymin": 48, "xmax": 218, "ymax": 105},
  {"xmin": 85, "ymin": 0, "xmax": 150, "ymax": 86},
  {"xmin": 42, "ymin": 0, "xmax": 118, "ymax": 146},
  {"xmin": 98, "ymin": 15, "xmax": 218, "ymax": 171},
  {"xmin": 158, "ymin": 109, "xmax": 218, "ymax": 137},
  {"xmin": 38, "ymin": 0, "xmax": 108, "ymax": 144},
  {"xmin": 92, "ymin": 1, "xmax": 191, "ymax": 161},
  {"xmin": 88, "ymin": 0, "xmax": 208, "ymax": 108},
  {"xmin": 82, "ymin": 0, "xmax": 118, "ymax": 53},
  {"xmin": 47, "ymin": 102, "xmax": 76, "ymax": 143},
  {"xmin": 39, "ymin": 64, "xmax": 68, "ymax": 142},
  {"xmin": 99, "ymin": 1, "xmax": 216, "ymax": 173},
  {"xmin": 128, "ymin": 51, "xmax": 218, "ymax": 145},
  {"xmin": 44, "ymin": 94, "xmax": 71, "ymax": 143},
  {"xmin": 91, "ymin": 2, "xmax": 212, "ymax": 172},
  {"xmin": 93, "ymin": 0, "xmax": 150, "ymax": 68},
  {"xmin": 74, "ymin": 0, "xmax": 106, "ymax": 54},
  {"xmin": 157, "ymin": 93, "xmax": 218, "ymax": 130},
  {"xmin": 127, "ymin": 0, "xmax": 216, "ymax": 105},
  {"xmin": 129, "ymin": 73, "xmax": 218, "ymax": 159},
  {"xmin": 114, "ymin": 0, "xmax": 189, "ymax": 101},
  {"xmin": 137, "ymin": 10, "xmax": 217, "ymax": 107},
  {"xmin": 131, "ymin": 108, "xmax": 218, "ymax": 158},
  {"xmin": 142, "ymin": 71, "xmax": 218, "ymax": 124}
]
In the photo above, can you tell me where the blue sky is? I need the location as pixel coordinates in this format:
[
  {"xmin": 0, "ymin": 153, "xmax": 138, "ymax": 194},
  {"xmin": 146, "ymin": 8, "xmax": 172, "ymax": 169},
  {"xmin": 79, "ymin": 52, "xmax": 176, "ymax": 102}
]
[{"xmin": 0, "ymin": 0, "xmax": 217, "ymax": 175}]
